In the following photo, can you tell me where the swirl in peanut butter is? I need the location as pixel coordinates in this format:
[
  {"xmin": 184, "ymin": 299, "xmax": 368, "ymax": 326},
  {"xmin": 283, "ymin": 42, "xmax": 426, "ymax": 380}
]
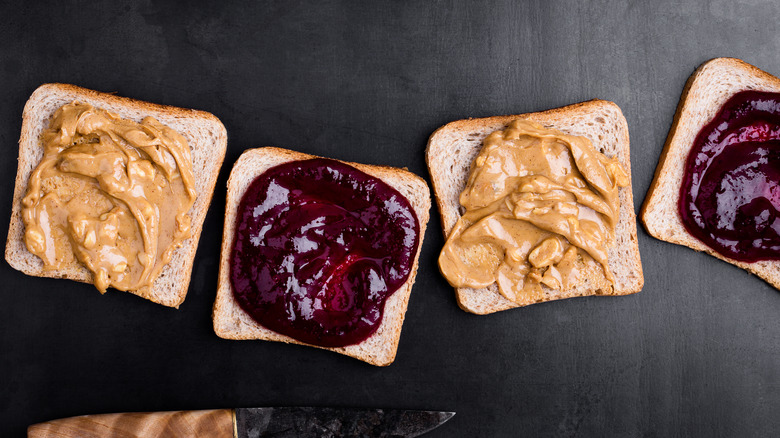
[
  {"xmin": 21, "ymin": 102, "xmax": 197, "ymax": 293},
  {"xmin": 438, "ymin": 120, "xmax": 629, "ymax": 303}
]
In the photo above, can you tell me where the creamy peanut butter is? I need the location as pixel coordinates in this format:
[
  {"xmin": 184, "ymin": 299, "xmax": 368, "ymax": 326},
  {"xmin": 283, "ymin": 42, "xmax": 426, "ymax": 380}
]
[
  {"xmin": 21, "ymin": 102, "xmax": 197, "ymax": 293},
  {"xmin": 439, "ymin": 120, "xmax": 629, "ymax": 303}
]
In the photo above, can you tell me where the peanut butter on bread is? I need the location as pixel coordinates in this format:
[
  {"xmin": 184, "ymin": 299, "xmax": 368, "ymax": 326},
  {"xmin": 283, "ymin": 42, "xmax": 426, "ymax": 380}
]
[
  {"xmin": 439, "ymin": 120, "xmax": 629, "ymax": 303},
  {"xmin": 22, "ymin": 102, "xmax": 197, "ymax": 293},
  {"xmin": 427, "ymin": 100, "xmax": 644, "ymax": 314}
]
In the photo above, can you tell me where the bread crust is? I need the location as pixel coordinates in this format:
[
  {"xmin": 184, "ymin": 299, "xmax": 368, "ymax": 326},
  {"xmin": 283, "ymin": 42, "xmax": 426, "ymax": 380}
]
[
  {"xmin": 640, "ymin": 58, "xmax": 780, "ymax": 289},
  {"xmin": 212, "ymin": 147, "xmax": 431, "ymax": 366},
  {"xmin": 5, "ymin": 83, "xmax": 228, "ymax": 307},
  {"xmin": 426, "ymin": 100, "xmax": 644, "ymax": 314}
]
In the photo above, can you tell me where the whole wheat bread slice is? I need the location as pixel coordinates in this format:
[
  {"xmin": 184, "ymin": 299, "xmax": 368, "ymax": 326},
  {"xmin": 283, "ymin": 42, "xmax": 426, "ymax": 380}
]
[
  {"xmin": 212, "ymin": 147, "xmax": 431, "ymax": 366},
  {"xmin": 5, "ymin": 83, "xmax": 227, "ymax": 308},
  {"xmin": 641, "ymin": 57, "xmax": 780, "ymax": 289},
  {"xmin": 426, "ymin": 100, "xmax": 644, "ymax": 315}
]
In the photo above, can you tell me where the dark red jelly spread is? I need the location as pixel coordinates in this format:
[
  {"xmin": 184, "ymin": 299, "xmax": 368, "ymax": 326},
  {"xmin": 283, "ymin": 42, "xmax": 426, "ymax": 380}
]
[
  {"xmin": 680, "ymin": 90, "xmax": 780, "ymax": 262},
  {"xmin": 230, "ymin": 158, "xmax": 420, "ymax": 348}
]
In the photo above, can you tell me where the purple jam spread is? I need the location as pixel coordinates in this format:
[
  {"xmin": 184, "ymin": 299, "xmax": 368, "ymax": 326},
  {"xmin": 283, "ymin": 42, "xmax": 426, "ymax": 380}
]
[
  {"xmin": 680, "ymin": 90, "xmax": 780, "ymax": 262},
  {"xmin": 230, "ymin": 158, "xmax": 420, "ymax": 348}
]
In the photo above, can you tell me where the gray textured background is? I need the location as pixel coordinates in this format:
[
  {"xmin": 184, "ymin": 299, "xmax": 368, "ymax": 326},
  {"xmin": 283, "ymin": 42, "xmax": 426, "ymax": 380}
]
[{"xmin": 1, "ymin": 1, "xmax": 779, "ymax": 437}]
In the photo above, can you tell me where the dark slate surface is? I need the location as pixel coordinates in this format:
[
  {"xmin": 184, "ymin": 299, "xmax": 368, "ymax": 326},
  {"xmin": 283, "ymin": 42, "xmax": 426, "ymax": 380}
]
[{"xmin": 1, "ymin": 1, "xmax": 779, "ymax": 437}]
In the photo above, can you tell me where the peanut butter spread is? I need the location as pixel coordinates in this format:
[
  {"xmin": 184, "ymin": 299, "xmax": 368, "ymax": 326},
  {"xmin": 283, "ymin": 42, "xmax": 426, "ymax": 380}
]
[
  {"xmin": 21, "ymin": 102, "xmax": 197, "ymax": 293},
  {"xmin": 438, "ymin": 120, "xmax": 630, "ymax": 303}
]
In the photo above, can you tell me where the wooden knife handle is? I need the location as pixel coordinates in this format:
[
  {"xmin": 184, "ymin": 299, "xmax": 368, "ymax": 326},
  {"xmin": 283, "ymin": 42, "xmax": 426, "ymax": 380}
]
[{"xmin": 27, "ymin": 409, "xmax": 234, "ymax": 438}]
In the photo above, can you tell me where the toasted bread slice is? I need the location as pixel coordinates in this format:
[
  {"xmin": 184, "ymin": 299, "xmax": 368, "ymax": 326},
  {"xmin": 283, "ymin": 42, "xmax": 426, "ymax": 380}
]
[
  {"xmin": 212, "ymin": 147, "xmax": 431, "ymax": 366},
  {"xmin": 426, "ymin": 100, "xmax": 643, "ymax": 315},
  {"xmin": 5, "ymin": 83, "xmax": 227, "ymax": 308},
  {"xmin": 641, "ymin": 57, "xmax": 780, "ymax": 288}
]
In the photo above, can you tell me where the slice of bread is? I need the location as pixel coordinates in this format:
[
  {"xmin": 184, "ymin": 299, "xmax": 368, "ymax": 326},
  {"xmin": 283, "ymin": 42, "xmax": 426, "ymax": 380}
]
[
  {"xmin": 641, "ymin": 57, "xmax": 780, "ymax": 289},
  {"xmin": 5, "ymin": 83, "xmax": 227, "ymax": 308},
  {"xmin": 426, "ymin": 100, "xmax": 644, "ymax": 315},
  {"xmin": 212, "ymin": 147, "xmax": 431, "ymax": 366}
]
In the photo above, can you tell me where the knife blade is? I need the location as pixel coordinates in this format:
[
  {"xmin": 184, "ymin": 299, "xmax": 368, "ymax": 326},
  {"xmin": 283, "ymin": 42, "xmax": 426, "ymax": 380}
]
[{"xmin": 27, "ymin": 407, "xmax": 455, "ymax": 438}]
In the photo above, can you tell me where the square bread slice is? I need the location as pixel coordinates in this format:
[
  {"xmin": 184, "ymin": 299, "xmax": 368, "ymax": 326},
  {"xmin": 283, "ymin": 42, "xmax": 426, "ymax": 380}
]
[
  {"xmin": 641, "ymin": 57, "xmax": 780, "ymax": 289},
  {"xmin": 426, "ymin": 100, "xmax": 644, "ymax": 315},
  {"xmin": 5, "ymin": 83, "xmax": 227, "ymax": 308},
  {"xmin": 212, "ymin": 147, "xmax": 431, "ymax": 366}
]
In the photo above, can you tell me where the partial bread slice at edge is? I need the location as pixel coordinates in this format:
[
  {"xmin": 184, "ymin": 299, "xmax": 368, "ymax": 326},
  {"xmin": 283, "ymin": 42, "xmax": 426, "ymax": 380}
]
[
  {"xmin": 426, "ymin": 100, "xmax": 644, "ymax": 315},
  {"xmin": 212, "ymin": 147, "xmax": 432, "ymax": 367},
  {"xmin": 5, "ymin": 83, "xmax": 228, "ymax": 308},
  {"xmin": 641, "ymin": 57, "xmax": 780, "ymax": 289}
]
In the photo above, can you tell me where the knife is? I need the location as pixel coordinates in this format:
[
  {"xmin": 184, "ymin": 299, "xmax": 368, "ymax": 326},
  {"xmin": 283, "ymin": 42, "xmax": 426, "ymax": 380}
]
[{"xmin": 27, "ymin": 407, "xmax": 455, "ymax": 438}]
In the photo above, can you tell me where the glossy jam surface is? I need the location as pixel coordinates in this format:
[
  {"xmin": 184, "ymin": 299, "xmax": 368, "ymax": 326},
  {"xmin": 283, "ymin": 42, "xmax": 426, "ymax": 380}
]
[
  {"xmin": 680, "ymin": 90, "xmax": 780, "ymax": 262},
  {"xmin": 230, "ymin": 158, "xmax": 420, "ymax": 347}
]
